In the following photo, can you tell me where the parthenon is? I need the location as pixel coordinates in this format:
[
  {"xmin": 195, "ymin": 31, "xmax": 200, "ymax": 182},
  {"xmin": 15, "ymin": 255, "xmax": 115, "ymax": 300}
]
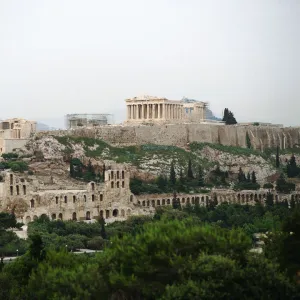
[{"xmin": 125, "ymin": 95, "xmax": 207, "ymax": 124}]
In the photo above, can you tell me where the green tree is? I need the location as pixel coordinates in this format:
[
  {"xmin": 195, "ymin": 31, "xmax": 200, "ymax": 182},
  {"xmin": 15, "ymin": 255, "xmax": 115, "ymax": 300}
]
[
  {"xmin": 223, "ymin": 108, "xmax": 237, "ymax": 125},
  {"xmin": 251, "ymin": 171, "xmax": 257, "ymax": 184},
  {"xmin": 172, "ymin": 191, "xmax": 181, "ymax": 210},
  {"xmin": 197, "ymin": 165, "xmax": 204, "ymax": 187},
  {"xmin": 246, "ymin": 132, "xmax": 251, "ymax": 149},
  {"xmin": 276, "ymin": 146, "xmax": 280, "ymax": 168},
  {"xmin": 187, "ymin": 158, "xmax": 194, "ymax": 179},
  {"xmin": 169, "ymin": 161, "xmax": 176, "ymax": 185},
  {"xmin": 265, "ymin": 192, "xmax": 274, "ymax": 207},
  {"xmin": 99, "ymin": 217, "xmax": 107, "ymax": 240},
  {"xmin": 287, "ymin": 154, "xmax": 300, "ymax": 178},
  {"xmin": 28, "ymin": 234, "xmax": 45, "ymax": 261}
]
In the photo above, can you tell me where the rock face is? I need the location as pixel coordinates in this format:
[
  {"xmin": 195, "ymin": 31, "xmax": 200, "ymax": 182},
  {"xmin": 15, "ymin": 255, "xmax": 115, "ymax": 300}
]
[
  {"xmin": 199, "ymin": 146, "xmax": 276, "ymax": 183},
  {"xmin": 36, "ymin": 123, "xmax": 300, "ymax": 150}
]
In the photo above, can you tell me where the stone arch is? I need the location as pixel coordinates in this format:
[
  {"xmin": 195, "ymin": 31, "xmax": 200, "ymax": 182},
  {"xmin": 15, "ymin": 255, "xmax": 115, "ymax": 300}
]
[
  {"xmin": 111, "ymin": 181, "xmax": 114, "ymax": 188},
  {"xmin": 16, "ymin": 185, "xmax": 20, "ymax": 195},
  {"xmin": 191, "ymin": 197, "xmax": 195, "ymax": 204},
  {"xmin": 167, "ymin": 199, "xmax": 170, "ymax": 205},
  {"xmin": 117, "ymin": 171, "xmax": 120, "ymax": 179},
  {"xmin": 73, "ymin": 195, "xmax": 76, "ymax": 203},
  {"xmin": 106, "ymin": 210, "xmax": 110, "ymax": 218},
  {"xmin": 72, "ymin": 212, "xmax": 77, "ymax": 221},
  {"xmin": 157, "ymin": 199, "xmax": 160, "ymax": 206},
  {"xmin": 122, "ymin": 171, "xmax": 125, "ymax": 179},
  {"xmin": 64, "ymin": 196, "xmax": 67, "ymax": 203},
  {"xmin": 25, "ymin": 216, "xmax": 31, "ymax": 224},
  {"xmin": 187, "ymin": 197, "xmax": 190, "ymax": 204},
  {"xmin": 55, "ymin": 196, "xmax": 59, "ymax": 204},
  {"xmin": 84, "ymin": 195, "xmax": 87, "ymax": 202},
  {"xmin": 162, "ymin": 199, "xmax": 166, "ymax": 205},
  {"xmin": 100, "ymin": 210, "xmax": 104, "ymax": 218},
  {"xmin": 91, "ymin": 182, "xmax": 95, "ymax": 191},
  {"xmin": 117, "ymin": 181, "xmax": 119, "ymax": 188},
  {"xmin": 201, "ymin": 196, "xmax": 204, "ymax": 203},
  {"xmin": 181, "ymin": 198, "xmax": 185, "ymax": 203},
  {"xmin": 138, "ymin": 201, "xmax": 141, "ymax": 205},
  {"xmin": 127, "ymin": 209, "xmax": 131, "ymax": 216},
  {"xmin": 86, "ymin": 211, "xmax": 91, "ymax": 220},
  {"xmin": 142, "ymin": 201, "xmax": 145, "ymax": 206},
  {"xmin": 58, "ymin": 213, "xmax": 63, "ymax": 220},
  {"xmin": 147, "ymin": 200, "xmax": 150, "ymax": 206},
  {"xmin": 121, "ymin": 209, "xmax": 125, "ymax": 217},
  {"xmin": 195, "ymin": 197, "xmax": 200, "ymax": 204},
  {"xmin": 152, "ymin": 200, "xmax": 155, "ymax": 207},
  {"xmin": 30, "ymin": 199, "xmax": 35, "ymax": 208},
  {"xmin": 113, "ymin": 209, "xmax": 118, "ymax": 217},
  {"xmin": 51, "ymin": 213, "xmax": 56, "ymax": 220}
]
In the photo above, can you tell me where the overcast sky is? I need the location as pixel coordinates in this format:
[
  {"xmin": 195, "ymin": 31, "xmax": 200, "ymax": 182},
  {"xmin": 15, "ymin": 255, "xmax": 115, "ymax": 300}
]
[{"xmin": 0, "ymin": 0, "xmax": 299, "ymax": 127}]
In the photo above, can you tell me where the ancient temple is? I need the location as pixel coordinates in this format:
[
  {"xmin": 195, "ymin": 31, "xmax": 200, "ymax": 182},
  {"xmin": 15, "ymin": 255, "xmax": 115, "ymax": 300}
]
[{"xmin": 125, "ymin": 95, "xmax": 207, "ymax": 124}]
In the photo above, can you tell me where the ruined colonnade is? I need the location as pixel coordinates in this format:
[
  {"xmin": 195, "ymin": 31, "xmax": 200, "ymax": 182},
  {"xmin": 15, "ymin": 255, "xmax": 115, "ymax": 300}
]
[{"xmin": 126, "ymin": 103, "xmax": 184, "ymax": 121}]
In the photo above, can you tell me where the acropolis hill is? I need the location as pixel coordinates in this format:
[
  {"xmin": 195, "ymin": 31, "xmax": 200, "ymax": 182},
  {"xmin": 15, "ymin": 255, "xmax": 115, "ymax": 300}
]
[{"xmin": 39, "ymin": 95, "xmax": 298, "ymax": 151}]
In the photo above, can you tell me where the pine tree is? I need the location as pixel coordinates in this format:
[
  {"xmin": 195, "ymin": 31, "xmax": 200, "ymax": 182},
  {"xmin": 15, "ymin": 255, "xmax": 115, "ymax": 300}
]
[
  {"xmin": 197, "ymin": 165, "xmax": 204, "ymax": 186},
  {"xmin": 187, "ymin": 158, "xmax": 194, "ymax": 180},
  {"xmin": 251, "ymin": 171, "xmax": 257, "ymax": 184},
  {"xmin": 99, "ymin": 217, "xmax": 107, "ymax": 240},
  {"xmin": 69, "ymin": 158, "xmax": 74, "ymax": 178},
  {"xmin": 276, "ymin": 146, "xmax": 280, "ymax": 168},
  {"xmin": 246, "ymin": 132, "xmax": 251, "ymax": 149},
  {"xmin": 222, "ymin": 108, "xmax": 229, "ymax": 123},
  {"xmin": 247, "ymin": 172, "xmax": 251, "ymax": 182},
  {"xmin": 223, "ymin": 108, "xmax": 237, "ymax": 125},
  {"xmin": 170, "ymin": 161, "xmax": 176, "ymax": 185},
  {"xmin": 172, "ymin": 191, "xmax": 181, "ymax": 210},
  {"xmin": 157, "ymin": 175, "xmax": 168, "ymax": 191},
  {"xmin": 287, "ymin": 154, "xmax": 299, "ymax": 178},
  {"xmin": 265, "ymin": 192, "xmax": 274, "ymax": 207},
  {"xmin": 238, "ymin": 167, "xmax": 245, "ymax": 182}
]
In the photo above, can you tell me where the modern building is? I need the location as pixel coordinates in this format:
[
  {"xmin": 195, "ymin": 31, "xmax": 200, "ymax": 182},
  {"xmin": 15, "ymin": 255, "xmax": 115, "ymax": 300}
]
[
  {"xmin": 65, "ymin": 114, "xmax": 114, "ymax": 129},
  {"xmin": 0, "ymin": 118, "xmax": 36, "ymax": 154}
]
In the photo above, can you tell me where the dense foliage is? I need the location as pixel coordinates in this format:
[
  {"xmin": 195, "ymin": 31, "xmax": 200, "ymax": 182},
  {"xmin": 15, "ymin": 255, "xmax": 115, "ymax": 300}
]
[
  {"xmin": 222, "ymin": 108, "xmax": 237, "ymax": 125},
  {"xmin": 1, "ymin": 206, "xmax": 300, "ymax": 299}
]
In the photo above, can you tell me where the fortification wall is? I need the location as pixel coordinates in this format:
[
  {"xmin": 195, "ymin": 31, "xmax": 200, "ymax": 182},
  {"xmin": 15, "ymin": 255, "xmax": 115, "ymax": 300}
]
[{"xmin": 39, "ymin": 124, "xmax": 300, "ymax": 150}]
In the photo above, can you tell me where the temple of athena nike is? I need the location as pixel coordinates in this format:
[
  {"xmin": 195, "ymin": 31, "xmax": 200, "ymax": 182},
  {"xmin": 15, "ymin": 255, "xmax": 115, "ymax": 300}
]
[{"xmin": 125, "ymin": 95, "xmax": 207, "ymax": 124}]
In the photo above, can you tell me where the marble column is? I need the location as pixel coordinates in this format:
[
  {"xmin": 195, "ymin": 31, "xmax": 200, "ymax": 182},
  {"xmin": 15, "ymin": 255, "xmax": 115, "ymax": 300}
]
[
  {"xmin": 158, "ymin": 104, "xmax": 161, "ymax": 119},
  {"xmin": 147, "ymin": 104, "xmax": 149, "ymax": 119}
]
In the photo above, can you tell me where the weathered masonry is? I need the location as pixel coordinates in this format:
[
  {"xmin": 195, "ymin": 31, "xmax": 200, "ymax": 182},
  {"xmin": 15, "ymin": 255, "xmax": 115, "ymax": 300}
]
[{"xmin": 125, "ymin": 95, "xmax": 206, "ymax": 124}]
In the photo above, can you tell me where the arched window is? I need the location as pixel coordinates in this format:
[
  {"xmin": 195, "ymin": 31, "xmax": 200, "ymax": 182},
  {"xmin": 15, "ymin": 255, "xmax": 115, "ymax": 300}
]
[
  {"xmin": 157, "ymin": 199, "xmax": 160, "ymax": 206},
  {"xmin": 117, "ymin": 171, "xmax": 120, "ymax": 179},
  {"xmin": 152, "ymin": 200, "xmax": 155, "ymax": 207},
  {"xmin": 73, "ymin": 195, "xmax": 76, "ymax": 203},
  {"xmin": 117, "ymin": 181, "xmax": 119, "ymax": 188},
  {"xmin": 55, "ymin": 196, "xmax": 59, "ymax": 204},
  {"xmin": 16, "ymin": 185, "xmax": 19, "ymax": 195},
  {"xmin": 181, "ymin": 198, "xmax": 185, "ymax": 203},
  {"xmin": 25, "ymin": 216, "xmax": 31, "ymax": 224},
  {"xmin": 142, "ymin": 201, "xmax": 145, "ymax": 206},
  {"xmin": 106, "ymin": 210, "xmax": 110, "ymax": 218},
  {"xmin": 33, "ymin": 215, "xmax": 38, "ymax": 221},
  {"xmin": 122, "ymin": 181, "xmax": 125, "ymax": 188},
  {"xmin": 100, "ymin": 210, "xmax": 104, "ymax": 218},
  {"xmin": 147, "ymin": 200, "xmax": 150, "ymax": 206},
  {"xmin": 10, "ymin": 186, "xmax": 13, "ymax": 196},
  {"xmin": 187, "ymin": 197, "xmax": 190, "ymax": 204},
  {"xmin": 64, "ymin": 196, "xmax": 67, "ymax": 203},
  {"xmin": 10, "ymin": 174, "xmax": 13, "ymax": 184},
  {"xmin": 100, "ymin": 194, "xmax": 103, "ymax": 201},
  {"xmin": 122, "ymin": 171, "xmax": 125, "ymax": 179},
  {"xmin": 92, "ymin": 194, "xmax": 95, "ymax": 201},
  {"xmin": 162, "ymin": 199, "xmax": 166, "ymax": 205},
  {"xmin": 84, "ymin": 195, "xmax": 87, "ymax": 202},
  {"xmin": 192, "ymin": 197, "xmax": 195, "ymax": 204},
  {"xmin": 23, "ymin": 185, "xmax": 26, "ymax": 195},
  {"xmin": 121, "ymin": 209, "xmax": 125, "ymax": 217},
  {"xmin": 113, "ymin": 209, "xmax": 118, "ymax": 217},
  {"xmin": 30, "ymin": 199, "xmax": 35, "ymax": 208},
  {"xmin": 111, "ymin": 181, "xmax": 114, "ymax": 188},
  {"xmin": 167, "ymin": 199, "xmax": 170, "ymax": 204},
  {"xmin": 91, "ymin": 182, "xmax": 95, "ymax": 191},
  {"xmin": 51, "ymin": 214, "xmax": 56, "ymax": 220},
  {"xmin": 72, "ymin": 212, "xmax": 77, "ymax": 221},
  {"xmin": 86, "ymin": 211, "xmax": 91, "ymax": 220},
  {"xmin": 127, "ymin": 209, "xmax": 131, "ymax": 216}
]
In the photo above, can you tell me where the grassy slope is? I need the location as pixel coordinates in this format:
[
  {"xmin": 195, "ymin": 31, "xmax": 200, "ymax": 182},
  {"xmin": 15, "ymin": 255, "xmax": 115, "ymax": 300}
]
[{"xmin": 52, "ymin": 136, "xmax": 282, "ymax": 174}]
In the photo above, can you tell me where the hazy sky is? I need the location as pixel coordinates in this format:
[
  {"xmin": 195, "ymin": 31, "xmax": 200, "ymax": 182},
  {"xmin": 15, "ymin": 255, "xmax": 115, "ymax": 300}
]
[{"xmin": 0, "ymin": 0, "xmax": 299, "ymax": 127}]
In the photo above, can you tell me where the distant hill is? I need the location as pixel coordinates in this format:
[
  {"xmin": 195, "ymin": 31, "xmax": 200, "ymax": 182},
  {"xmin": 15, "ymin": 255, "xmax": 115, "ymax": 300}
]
[{"xmin": 205, "ymin": 108, "xmax": 222, "ymax": 121}]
